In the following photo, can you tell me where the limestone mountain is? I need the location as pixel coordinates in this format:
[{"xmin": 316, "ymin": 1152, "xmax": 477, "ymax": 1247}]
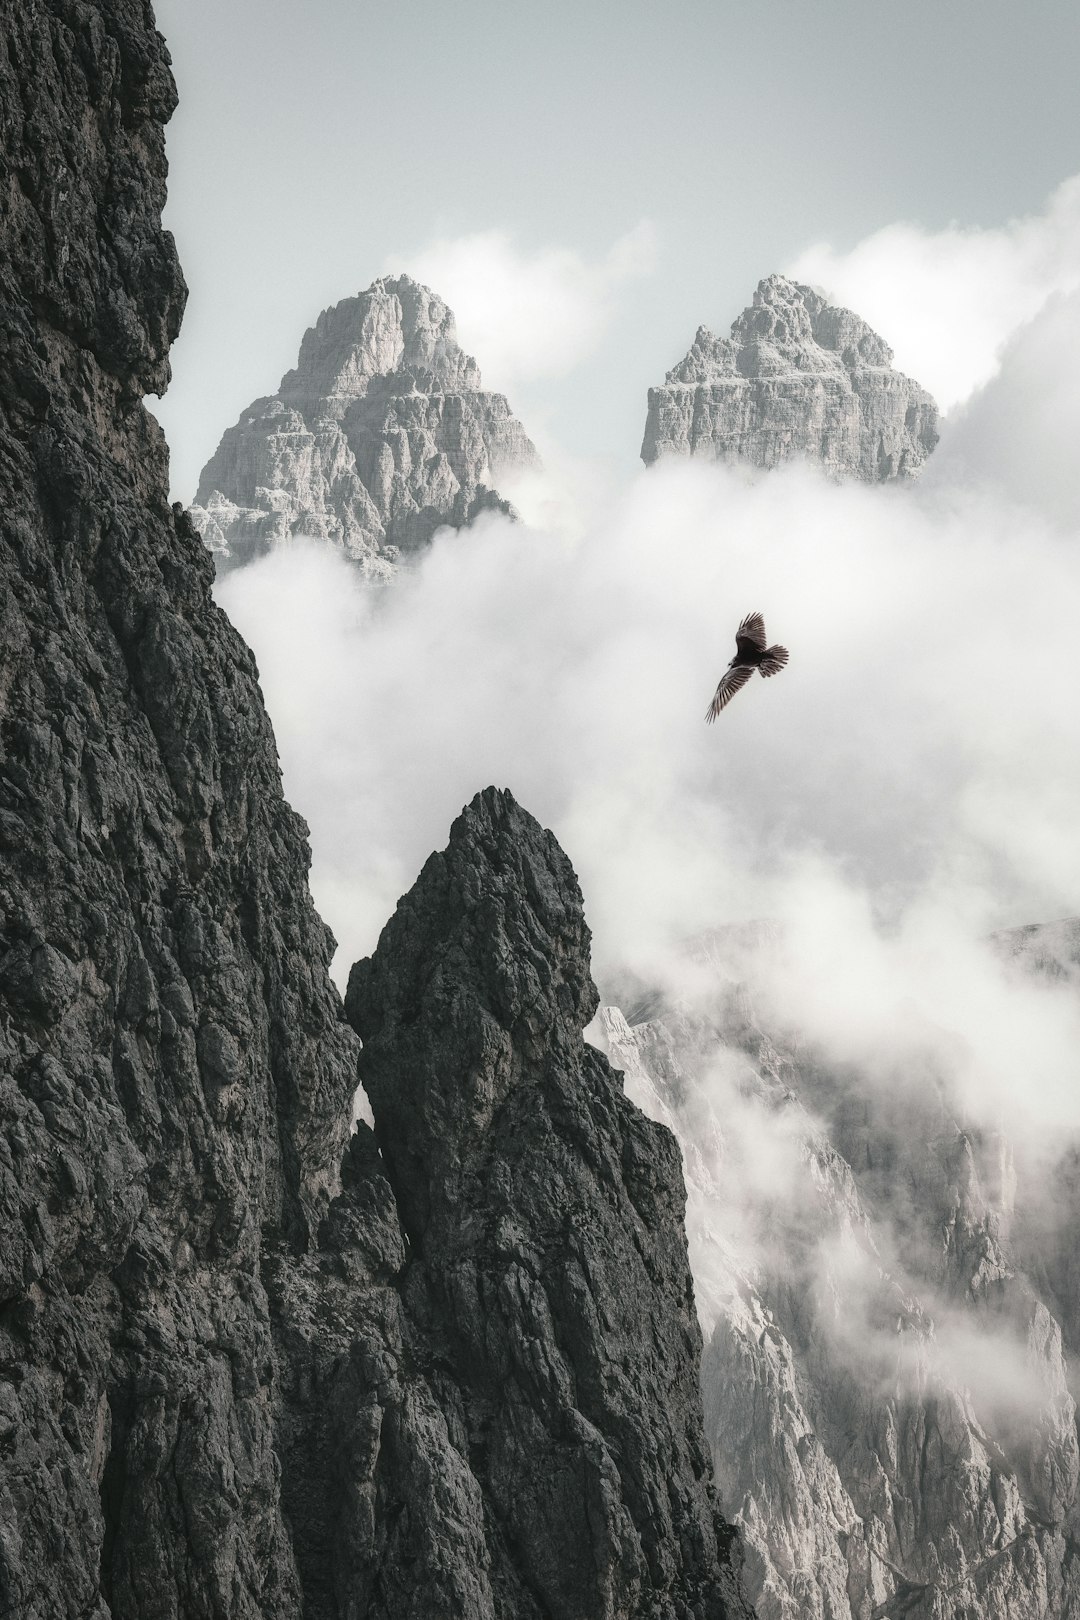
[
  {"xmin": 642, "ymin": 273, "xmax": 939, "ymax": 480},
  {"xmin": 190, "ymin": 275, "xmax": 539, "ymax": 577}
]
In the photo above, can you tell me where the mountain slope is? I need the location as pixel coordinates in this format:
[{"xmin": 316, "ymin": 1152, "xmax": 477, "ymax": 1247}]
[{"xmin": 596, "ymin": 927, "xmax": 1080, "ymax": 1620}]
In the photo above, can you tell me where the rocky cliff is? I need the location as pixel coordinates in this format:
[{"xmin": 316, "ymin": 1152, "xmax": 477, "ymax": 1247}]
[
  {"xmin": 595, "ymin": 927, "xmax": 1080, "ymax": 1620},
  {"xmin": 641, "ymin": 274, "xmax": 938, "ymax": 479},
  {"xmin": 189, "ymin": 275, "xmax": 539, "ymax": 577},
  {"xmin": 0, "ymin": 10, "xmax": 749, "ymax": 1614}
]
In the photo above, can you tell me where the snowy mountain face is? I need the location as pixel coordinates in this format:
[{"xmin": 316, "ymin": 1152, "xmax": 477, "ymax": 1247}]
[
  {"xmin": 190, "ymin": 275, "xmax": 539, "ymax": 577},
  {"xmin": 642, "ymin": 274, "xmax": 939, "ymax": 481},
  {"xmin": 595, "ymin": 920, "xmax": 1080, "ymax": 1620}
]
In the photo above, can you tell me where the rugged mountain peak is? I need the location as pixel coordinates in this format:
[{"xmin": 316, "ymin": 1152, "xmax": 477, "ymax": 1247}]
[
  {"xmin": 280, "ymin": 274, "xmax": 481, "ymax": 417},
  {"xmin": 344, "ymin": 787, "xmax": 752, "ymax": 1618},
  {"xmin": 642, "ymin": 272, "xmax": 939, "ymax": 479},
  {"xmin": 190, "ymin": 274, "xmax": 539, "ymax": 576},
  {"xmin": 347, "ymin": 786, "xmax": 595, "ymax": 1240}
]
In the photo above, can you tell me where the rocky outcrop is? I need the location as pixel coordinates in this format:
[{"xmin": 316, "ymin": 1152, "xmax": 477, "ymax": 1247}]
[
  {"xmin": 641, "ymin": 274, "xmax": 938, "ymax": 479},
  {"xmin": 338, "ymin": 788, "xmax": 751, "ymax": 1619},
  {"xmin": 190, "ymin": 276, "xmax": 539, "ymax": 577},
  {"xmin": 0, "ymin": 5, "xmax": 751, "ymax": 1616},
  {"xmin": 595, "ymin": 932, "xmax": 1080, "ymax": 1620}
]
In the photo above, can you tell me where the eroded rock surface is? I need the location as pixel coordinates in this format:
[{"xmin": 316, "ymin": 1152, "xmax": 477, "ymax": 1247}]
[
  {"xmin": 641, "ymin": 274, "xmax": 938, "ymax": 480},
  {"xmin": 0, "ymin": 5, "xmax": 750, "ymax": 1616},
  {"xmin": 190, "ymin": 275, "xmax": 539, "ymax": 577},
  {"xmin": 0, "ymin": 9, "xmax": 751, "ymax": 1607}
]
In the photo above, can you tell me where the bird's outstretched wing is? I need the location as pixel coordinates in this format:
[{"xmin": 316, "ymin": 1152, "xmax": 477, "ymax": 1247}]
[
  {"xmin": 705, "ymin": 664, "xmax": 753, "ymax": 721},
  {"xmin": 735, "ymin": 611, "xmax": 767, "ymax": 659},
  {"xmin": 759, "ymin": 645, "xmax": 789, "ymax": 677}
]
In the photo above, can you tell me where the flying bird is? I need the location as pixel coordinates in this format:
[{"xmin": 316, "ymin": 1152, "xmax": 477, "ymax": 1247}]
[{"xmin": 705, "ymin": 612, "xmax": 789, "ymax": 722}]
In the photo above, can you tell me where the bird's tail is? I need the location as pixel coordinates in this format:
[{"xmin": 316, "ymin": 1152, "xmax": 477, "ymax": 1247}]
[{"xmin": 760, "ymin": 645, "xmax": 789, "ymax": 677}]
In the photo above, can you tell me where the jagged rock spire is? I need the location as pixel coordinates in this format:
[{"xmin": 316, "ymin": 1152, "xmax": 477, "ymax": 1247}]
[{"xmin": 343, "ymin": 787, "xmax": 753, "ymax": 1619}]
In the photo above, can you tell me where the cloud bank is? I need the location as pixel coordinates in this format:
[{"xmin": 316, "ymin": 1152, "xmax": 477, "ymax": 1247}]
[
  {"xmin": 788, "ymin": 174, "xmax": 1080, "ymax": 410},
  {"xmin": 217, "ymin": 458, "xmax": 1080, "ymax": 1002},
  {"xmin": 216, "ymin": 215, "xmax": 1080, "ymax": 1526}
]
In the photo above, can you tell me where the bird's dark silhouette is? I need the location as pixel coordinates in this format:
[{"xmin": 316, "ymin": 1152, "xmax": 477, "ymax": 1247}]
[{"xmin": 706, "ymin": 611, "xmax": 789, "ymax": 721}]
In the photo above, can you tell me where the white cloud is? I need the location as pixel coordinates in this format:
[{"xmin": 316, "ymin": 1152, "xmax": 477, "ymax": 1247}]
[
  {"xmin": 216, "ymin": 451, "xmax": 1080, "ymax": 1004},
  {"xmin": 386, "ymin": 221, "xmax": 657, "ymax": 389},
  {"xmin": 788, "ymin": 175, "xmax": 1080, "ymax": 411},
  {"xmin": 928, "ymin": 287, "xmax": 1080, "ymax": 530}
]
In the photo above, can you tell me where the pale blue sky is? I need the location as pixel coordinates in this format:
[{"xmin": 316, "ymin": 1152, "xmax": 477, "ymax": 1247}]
[{"xmin": 151, "ymin": 0, "xmax": 1080, "ymax": 499}]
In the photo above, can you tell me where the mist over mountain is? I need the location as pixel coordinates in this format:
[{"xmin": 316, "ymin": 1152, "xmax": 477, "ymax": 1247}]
[
  {"xmin": 214, "ymin": 201, "xmax": 1080, "ymax": 1620},
  {"xmin": 5, "ymin": 0, "xmax": 1080, "ymax": 1616},
  {"xmin": 596, "ymin": 918, "xmax": 1080, "ymax": 1619}
]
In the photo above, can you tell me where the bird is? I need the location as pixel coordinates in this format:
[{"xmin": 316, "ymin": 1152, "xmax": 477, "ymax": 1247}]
[{"xmin": 705, "ymin": 612, "xmax": 789, "ymax": 722}]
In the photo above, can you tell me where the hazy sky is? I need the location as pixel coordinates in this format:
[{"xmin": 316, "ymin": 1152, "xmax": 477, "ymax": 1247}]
[{"xmin": 151, "ymin": 0, "xmax": 1080, "ymax": 500}]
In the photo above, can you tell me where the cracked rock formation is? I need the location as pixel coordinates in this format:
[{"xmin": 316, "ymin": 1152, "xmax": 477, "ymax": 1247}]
[
  {"xmin": 0, "ymin": 9, "xmax": 750, "ymax": 1611},
  {"xmin": 641, "ymin": 274, "xmax": 938, "ymax": 480},
  {"xmin": 189, "ymin": 275, "xmax": 539, "ymax": 577}
]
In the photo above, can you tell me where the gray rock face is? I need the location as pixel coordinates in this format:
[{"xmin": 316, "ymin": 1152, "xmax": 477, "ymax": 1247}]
[
  {"xmin": 190, "ymin": 276, "xmax": 539, "ymax": 576},
  {"xmin": 0, "ymin": 6, "xmax": 751, "ymax": 1615},
  {"xmin": 337, "ymin": 787, "xmax": 753, "ymax": 1619},
  {"xmin": 596, "ymin": 927, "xmax": 1080, "ymax": 1620},
  {"xmin": 0, "ymin": 4, "xmax": 357, "ymax": 1614},
  {"xmin": 641, "ymin": 274, "xmax": 939, "ymax": 479}
]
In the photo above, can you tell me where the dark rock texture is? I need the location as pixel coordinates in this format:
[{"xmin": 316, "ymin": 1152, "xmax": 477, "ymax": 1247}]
[
  {"xmin": 641, "ymin": 274, "xmax": 939, "ymax": 480},
  {"xmin": 340, "ymin": 787, "xmax": 752, "ymax": 1619},
  {"xmin": 0, "ymin": 12, "xmax": 749, "ymax": 1616},
  {"xmin": 0, "ymin": 3, "xmax": 357, "ymax": 1614},
  {"xmin": 189, "ymin": 275, "xmax": 540, "ymax": 578}
]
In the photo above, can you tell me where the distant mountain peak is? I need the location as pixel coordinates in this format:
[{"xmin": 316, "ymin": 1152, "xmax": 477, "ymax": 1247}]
[
  {"xmin": 190, "ymin": 274, "xmax": 538, "ymax": 577},
  {"xmin": 642, "ymin": 273, "xmax": 938, "ymax": 480}
]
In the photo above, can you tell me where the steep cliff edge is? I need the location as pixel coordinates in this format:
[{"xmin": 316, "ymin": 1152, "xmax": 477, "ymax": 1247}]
[
  {"xmin": 641, "ymin": 274, "xmax": 938, "ymax": 480},
  {"xmin": 189, "ymin": 275, "xmax": 540, "ymax": 577},
  {"xmin": 0, "ymin": 10, "xmax": 748, "ymax": 1616},
  {"xmin": 0, "ymin": 4, "xmax": 358, "ymax": 1613}
]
